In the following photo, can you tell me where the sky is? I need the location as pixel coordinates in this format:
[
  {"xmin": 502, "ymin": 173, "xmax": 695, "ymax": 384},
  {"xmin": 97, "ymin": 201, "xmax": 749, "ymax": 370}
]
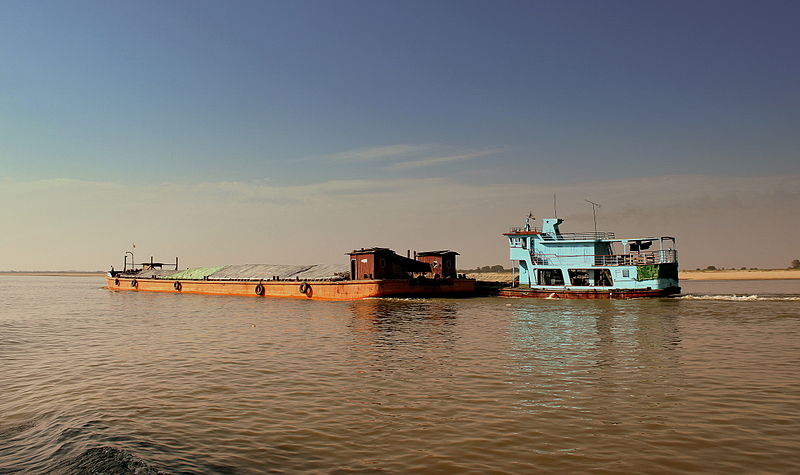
[{"xmin": 1, "ymin": 0, "xmax": 798, "ymax": 270}]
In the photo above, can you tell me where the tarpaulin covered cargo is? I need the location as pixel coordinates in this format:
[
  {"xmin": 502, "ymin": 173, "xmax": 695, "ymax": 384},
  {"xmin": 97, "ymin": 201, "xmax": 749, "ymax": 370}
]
[
  {"xmin": 166, "ymin": 266, "xmax": 226, "ymax": 280},
  {"xmin": 125, "ymin": 264, "xmax": 352, "ymax": 281}
]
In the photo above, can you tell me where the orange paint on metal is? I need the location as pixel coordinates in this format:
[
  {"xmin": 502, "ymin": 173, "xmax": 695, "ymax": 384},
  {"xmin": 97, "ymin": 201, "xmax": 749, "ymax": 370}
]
[{"xmin": 105, "ymin": 277, "xmax": 476, "ymax": 300}]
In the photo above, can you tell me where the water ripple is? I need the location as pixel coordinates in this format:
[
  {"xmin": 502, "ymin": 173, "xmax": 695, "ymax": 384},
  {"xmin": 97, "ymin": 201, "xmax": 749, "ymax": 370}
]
[{"xmin": 1, "ymin": 277, "xmax": 799, "ymax": 473}]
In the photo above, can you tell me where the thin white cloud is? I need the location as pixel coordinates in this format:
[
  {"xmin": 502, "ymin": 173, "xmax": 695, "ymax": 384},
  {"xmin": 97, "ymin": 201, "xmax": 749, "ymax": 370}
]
[
  {"xmin": 389, "ymin": 147, "xmax": 506, "ymax": 170},
  {"xmin": 319, "ymin": 144, "xmax": 505, "ymax": 169},
  {"xmin": 321, "ymin": 144, "xmax": 435, "ymax": 162}
]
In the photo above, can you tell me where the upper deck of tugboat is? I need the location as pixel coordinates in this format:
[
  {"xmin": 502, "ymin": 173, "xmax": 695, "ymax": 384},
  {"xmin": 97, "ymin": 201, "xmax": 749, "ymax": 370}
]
[
  {"xmin": 504, "ymin": 217, "xmax": 678, "ymax": 267},
  {"xmin": 503, "ymin": 218, "xmax": 674, "ymax": 244}
]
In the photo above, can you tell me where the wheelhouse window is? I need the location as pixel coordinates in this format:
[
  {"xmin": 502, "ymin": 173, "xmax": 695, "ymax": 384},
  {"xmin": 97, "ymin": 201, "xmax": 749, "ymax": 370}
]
[{"xmin": 509, "ymin": 237, "xmax": 527, "ymax": 249}]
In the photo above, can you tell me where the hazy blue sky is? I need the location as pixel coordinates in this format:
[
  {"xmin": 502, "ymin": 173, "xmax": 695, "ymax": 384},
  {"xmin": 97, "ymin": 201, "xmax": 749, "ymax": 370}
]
[{"xmin": 1, "ymin": 1, "xmax": 798, "ymax": 270}]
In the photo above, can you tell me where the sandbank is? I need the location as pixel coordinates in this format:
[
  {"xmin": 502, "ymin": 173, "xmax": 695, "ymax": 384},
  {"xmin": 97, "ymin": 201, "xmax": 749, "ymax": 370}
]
[{"xmin": 679, "ymin": 269, "xmax": 800, "ymax": 280}]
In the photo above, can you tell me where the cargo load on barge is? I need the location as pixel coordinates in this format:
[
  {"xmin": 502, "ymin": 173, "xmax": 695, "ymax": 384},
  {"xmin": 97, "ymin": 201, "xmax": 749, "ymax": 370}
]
[
  {"xmin": 106, "ymin": 248, "xmax": 475, "ymax": 300},
  {"xmin": 500, "ymin": 214, "xmax": 680, "ymax": 299}
]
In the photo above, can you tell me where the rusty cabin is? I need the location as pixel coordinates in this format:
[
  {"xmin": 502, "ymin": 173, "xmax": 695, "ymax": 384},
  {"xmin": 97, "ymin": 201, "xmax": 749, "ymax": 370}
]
[
  {"xmin": 348, "ymin": 248, "xmax": 432, "ymax": 280},
  {"xmin": 416, "ymin": 250, "xmax": 459, "ymax": 279}
]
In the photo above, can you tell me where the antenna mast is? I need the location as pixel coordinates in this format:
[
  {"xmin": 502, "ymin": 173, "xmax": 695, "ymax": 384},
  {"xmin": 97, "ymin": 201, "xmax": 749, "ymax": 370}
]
[
  {"xmin": 553, "ymin": 193, "xmax": 558, "ymax": 218},
  {"xmin": 585, "ymin": 199, "xmax": 600, "ymax": 235}
]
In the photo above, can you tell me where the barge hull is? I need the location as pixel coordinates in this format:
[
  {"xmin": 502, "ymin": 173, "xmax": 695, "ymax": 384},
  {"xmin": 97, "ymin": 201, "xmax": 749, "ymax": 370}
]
[
  {"xmin": 498, "ymin": 286, "xmax": 680, "ymax": 299},
  {"xmin": 105, "ymin": 277, "xmax": 475, "ymax": 301}
]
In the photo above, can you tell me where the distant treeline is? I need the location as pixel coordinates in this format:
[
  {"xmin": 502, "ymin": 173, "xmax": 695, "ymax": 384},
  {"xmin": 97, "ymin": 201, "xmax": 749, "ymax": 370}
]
[
  {"xmin": 0, "ymin": 270, "xmax": 104, "ymax": 274},
  {"xmin": 458, "ymin": 265, "xmax": 511, "ymax": 273},
  {"xmin": 697, "ymin": 260, "xmax": 800, "ymax": 271}
]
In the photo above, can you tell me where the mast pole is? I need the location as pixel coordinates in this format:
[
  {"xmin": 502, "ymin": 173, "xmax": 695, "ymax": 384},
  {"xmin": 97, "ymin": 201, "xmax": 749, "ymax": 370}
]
[
  {"xmin": 585, "ymin": 199, "xmax": 600, "ymax": 235},
  {"xmin": 553, "ymin": 193, "xmax": 557, "ymax": 218}
]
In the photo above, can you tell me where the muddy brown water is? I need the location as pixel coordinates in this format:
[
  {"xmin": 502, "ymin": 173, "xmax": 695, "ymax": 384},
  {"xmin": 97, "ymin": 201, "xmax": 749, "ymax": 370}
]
[{"xmin": 1, "ymin": 276, "xmax": 799, "ymax": 473}]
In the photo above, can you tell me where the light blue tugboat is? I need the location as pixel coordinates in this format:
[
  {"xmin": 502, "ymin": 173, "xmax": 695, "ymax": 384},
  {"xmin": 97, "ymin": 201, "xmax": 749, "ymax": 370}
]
[{"xmin": 500, "ymin": 214, "xmax": 680, "ymax": 299}]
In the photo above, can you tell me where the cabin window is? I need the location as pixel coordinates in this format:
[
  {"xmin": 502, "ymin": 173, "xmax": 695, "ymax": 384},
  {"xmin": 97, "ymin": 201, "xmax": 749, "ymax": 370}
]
[
  {"xmin": 537, "ymin": 268, "xmax": 564, "ymax": 286},
  {"xmin": 597, "ymin": 269, "xmax": 613, "ymax": 286},
  {"xmin": 379, "ymin": 258, "xmax": 386, "ymax": 268},
  {"xmin": 445, "ymin": 260, "xmax": 452, "ymax": 269},
  {"xmin": 568, "ymin": 269, "xmax": 614, "ymax": 286},
  {"xmin": 622, "ymin": 269, "xmax": 630, "ymax": 278},
  {"xmin": 568, "ymin": 269, "xmax": 590, "ymax": 286}
]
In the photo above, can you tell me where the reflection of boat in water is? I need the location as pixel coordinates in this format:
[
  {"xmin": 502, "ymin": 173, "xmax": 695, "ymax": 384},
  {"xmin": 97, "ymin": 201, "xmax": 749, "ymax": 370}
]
[
  {"xmin": 105, "ymin": 248, "xmax": 475, "ymax": 301},
  {"xmin": 500, "ymin": 214, "xmax": 680, "ymax": 299}
]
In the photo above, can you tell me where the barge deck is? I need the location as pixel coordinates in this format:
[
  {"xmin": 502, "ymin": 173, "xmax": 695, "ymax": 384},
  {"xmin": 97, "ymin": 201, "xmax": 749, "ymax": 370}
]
[{"xmin": 107, "ymin": 248, "xmax": 475, "ymax": 300}]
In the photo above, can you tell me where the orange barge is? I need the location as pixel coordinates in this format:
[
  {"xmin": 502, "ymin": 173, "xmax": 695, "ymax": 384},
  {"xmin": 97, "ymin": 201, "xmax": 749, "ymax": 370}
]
[
  {"xmin": 106, "ymin": 248, "xmax": 476, "ymax": 301},
  {"xmin": 104, "ymin": 275, "xmax": 475, "ymax": 300}
]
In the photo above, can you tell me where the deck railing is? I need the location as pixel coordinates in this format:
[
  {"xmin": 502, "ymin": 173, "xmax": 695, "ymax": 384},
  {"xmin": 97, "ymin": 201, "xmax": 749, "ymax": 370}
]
[
  {"xmin": 528, "ymin": 250, "xmax": 677, "ymax": 266},
  {"xmin": 507, "ymin": 228, "xmax": 616, "ymax": 240},
  {"xmin": 595, "ymin": 250, "xmax": 677, "ymax": 266},
  {"xmin": 508, "ymin": 226, "xmax": 540, "ymax": 233},
  {"xmin": 541, "ymin": 232, "xmax": 616, "ymax": 240}
]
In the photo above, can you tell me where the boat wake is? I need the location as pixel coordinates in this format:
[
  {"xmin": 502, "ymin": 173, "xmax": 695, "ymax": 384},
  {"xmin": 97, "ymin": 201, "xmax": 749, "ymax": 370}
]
[{"xmin": 677, "ymin": 294, "xmax": 800, "ymax": 302}]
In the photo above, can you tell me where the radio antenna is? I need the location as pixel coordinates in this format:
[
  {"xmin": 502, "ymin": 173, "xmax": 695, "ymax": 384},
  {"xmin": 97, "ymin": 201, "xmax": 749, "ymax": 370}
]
[
  {"xmin": 553, "ymin": 193, "xmax": 558, "ymax": 218},
  {"xmin": 585, "ymin": 199, "xmax": 600, "ymax": 235}
]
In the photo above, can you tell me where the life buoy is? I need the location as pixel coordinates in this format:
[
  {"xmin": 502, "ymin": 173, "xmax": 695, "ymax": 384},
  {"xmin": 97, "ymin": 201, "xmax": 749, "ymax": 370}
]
[
  {"xmin": 255, "ymin": 283, "xmax": 265, "ymax": 296},
  {"xmin": 114, "ymin": 278, "xmax": 120, "ymax": 286},
  {"xmin": 174, "ymin": 281, "xmax": 182, "ymax": 291},
  {"xmin": 130, "ymin": 279, "xmax": 138, "ymax": 288},
  {"xmin": 299, "ymin": 282, "xmax": 309, "ymax": 294}
]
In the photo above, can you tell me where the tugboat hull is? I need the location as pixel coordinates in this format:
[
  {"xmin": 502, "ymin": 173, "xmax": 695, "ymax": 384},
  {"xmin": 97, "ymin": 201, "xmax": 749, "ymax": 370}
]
[{"xmin": 499, "ymin": 286, "xmax": 680, "ymax": 299}]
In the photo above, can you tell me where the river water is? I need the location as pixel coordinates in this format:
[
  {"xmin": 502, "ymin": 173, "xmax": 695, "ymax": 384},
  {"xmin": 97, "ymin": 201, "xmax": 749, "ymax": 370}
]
[{"xmin": 1, "ymin": 276, "xmax": 799, "ymax": 474}]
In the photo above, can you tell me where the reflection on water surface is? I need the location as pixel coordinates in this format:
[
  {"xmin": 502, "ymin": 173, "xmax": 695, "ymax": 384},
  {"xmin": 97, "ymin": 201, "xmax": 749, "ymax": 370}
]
[{"xmin": 1, "ymin": 277, "xmax": 799, "ymax": 473}]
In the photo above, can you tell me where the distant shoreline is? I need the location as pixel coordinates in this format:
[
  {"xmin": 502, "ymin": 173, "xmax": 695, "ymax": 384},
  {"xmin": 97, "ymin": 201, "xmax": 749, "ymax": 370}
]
[
  {"xmin": 466, "ymin": 269, "xmax": 800, "ymax": 283},
  {"xmin": 679, "ymin": 269, "xmax": 800, "ymax": 281},
  {"xmin": 2, "ymin": 269, "xmax": 799, "ymax": 281},
  {"xmin": 0, "ymin": 272, "xmax": 104, "ymax": 277}
]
